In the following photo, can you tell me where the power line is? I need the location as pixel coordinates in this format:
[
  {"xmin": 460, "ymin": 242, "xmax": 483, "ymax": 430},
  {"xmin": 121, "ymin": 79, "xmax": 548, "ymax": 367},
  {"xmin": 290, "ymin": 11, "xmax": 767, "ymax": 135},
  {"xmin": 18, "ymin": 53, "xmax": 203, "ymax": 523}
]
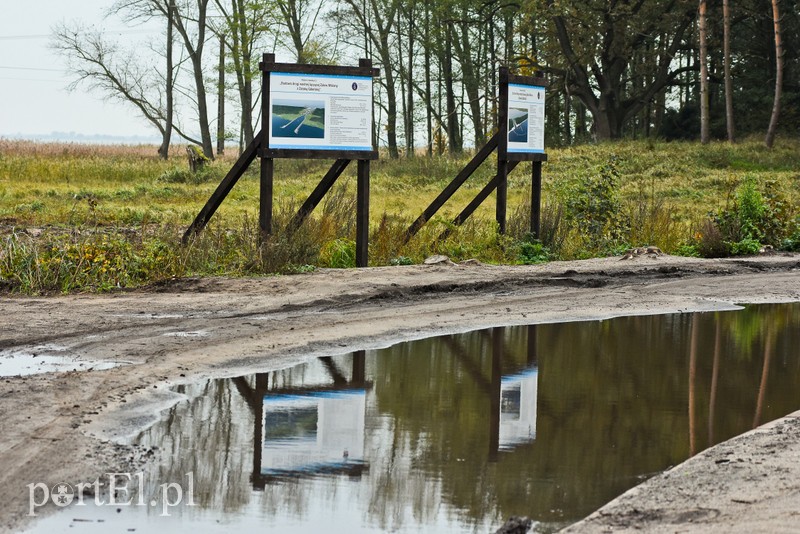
[
  {"xmin": 0, "ymin": 77, "xmax": 63, "ymax": 82},
  {"xmin": 0, "ymin": 66, "xmax": 64, "ymax": 72},
  {"xmin": 0, "ymin": 29, "xmax": 158, "ymax": 41},
  {"xmin": 0, "ymin": 33, "xmax": 52, "ymax": 40}
]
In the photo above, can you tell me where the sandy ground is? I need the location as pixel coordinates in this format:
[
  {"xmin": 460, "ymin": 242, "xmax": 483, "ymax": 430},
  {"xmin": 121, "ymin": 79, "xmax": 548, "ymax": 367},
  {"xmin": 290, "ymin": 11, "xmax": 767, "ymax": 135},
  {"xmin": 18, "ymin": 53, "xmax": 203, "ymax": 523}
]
[{"xmin": 1, "ymin": 253, "xmax": 799, "ymax": 533}]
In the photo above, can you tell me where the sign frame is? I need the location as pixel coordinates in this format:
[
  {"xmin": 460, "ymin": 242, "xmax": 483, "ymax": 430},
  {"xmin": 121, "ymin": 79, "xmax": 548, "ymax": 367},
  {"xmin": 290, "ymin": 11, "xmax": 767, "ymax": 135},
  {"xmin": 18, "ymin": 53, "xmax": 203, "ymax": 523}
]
[
  {"xmin": 261, "ymin": 58, "xmax": 380, "ymax": 160},
  {"xmin": 498, "ymin": 69, "xmax": 548, "ymax": 162}
]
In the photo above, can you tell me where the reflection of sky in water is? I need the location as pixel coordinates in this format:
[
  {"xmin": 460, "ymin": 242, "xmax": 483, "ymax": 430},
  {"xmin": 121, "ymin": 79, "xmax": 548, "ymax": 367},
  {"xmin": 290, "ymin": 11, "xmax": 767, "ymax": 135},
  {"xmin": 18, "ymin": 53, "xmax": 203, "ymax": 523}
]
[
  {"xmin": 0, "ymin": 347, "xmax": 125, "ymax": 377},
  {"xmin": 27, "ymin": 304, "xmax": 800, "ymax": 533}
]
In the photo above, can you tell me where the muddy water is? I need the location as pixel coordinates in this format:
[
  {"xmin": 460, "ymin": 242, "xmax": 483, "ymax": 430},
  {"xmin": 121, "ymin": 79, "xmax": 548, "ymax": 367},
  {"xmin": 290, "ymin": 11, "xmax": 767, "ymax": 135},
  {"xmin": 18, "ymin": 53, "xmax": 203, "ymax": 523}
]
[{"xmin": 29, "ymin": 304, "xmax": 800, "ymax": 533}]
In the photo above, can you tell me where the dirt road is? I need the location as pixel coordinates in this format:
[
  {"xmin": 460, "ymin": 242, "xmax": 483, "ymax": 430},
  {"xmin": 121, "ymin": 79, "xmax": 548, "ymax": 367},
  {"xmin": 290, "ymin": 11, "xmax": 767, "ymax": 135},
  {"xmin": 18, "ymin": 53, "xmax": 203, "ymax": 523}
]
[{"xmin": 1, "ymin": 253, "xmax": 798, "ymax": 532}]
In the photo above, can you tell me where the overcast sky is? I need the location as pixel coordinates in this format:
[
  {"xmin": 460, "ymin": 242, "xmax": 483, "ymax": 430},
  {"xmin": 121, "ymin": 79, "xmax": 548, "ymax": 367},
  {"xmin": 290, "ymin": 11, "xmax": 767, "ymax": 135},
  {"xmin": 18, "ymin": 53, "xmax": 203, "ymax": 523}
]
[{"xmin": 0, "ymin": 0, "xmax": 162, "ymax": 141}]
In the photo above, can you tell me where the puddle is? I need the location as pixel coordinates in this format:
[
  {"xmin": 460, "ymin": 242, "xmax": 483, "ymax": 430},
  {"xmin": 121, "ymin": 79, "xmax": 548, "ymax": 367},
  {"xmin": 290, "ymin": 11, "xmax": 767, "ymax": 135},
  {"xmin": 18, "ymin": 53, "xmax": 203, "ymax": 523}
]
[
  {"xmin": 27, "ymin": 304, "xmax": 800, "ymax": 532},
  {"xmin": 0, "ymin": 347, "xmax": 125, "ymax": 377}
]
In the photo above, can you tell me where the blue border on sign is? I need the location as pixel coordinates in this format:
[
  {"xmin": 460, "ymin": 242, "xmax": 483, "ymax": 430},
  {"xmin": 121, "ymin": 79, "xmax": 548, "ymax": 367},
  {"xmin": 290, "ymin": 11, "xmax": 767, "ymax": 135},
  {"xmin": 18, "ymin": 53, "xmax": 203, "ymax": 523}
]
[
  {"xmin": 508, "ymin": 83, "xmax": 546, "ymax": 93},
  {"xmin": 508, "ymin": 147, "xmax": 545, "ymax": 153},
  {"xmin": 269, "ymin": 144, "xmax": 373, "ymax": 151},
  {"xmin": 273, "ymin": 71, "xmax": 372, "ymax": 82}
]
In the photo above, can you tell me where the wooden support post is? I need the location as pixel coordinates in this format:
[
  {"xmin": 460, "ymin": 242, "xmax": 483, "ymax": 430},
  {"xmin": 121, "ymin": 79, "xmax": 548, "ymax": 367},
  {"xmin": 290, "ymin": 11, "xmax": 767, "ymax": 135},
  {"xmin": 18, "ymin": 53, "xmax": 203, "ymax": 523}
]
[
  {"xmin": 259, "ymin": 53, "xmax": 275, "ymax": 240},
  {"xmin": 182, "ymin": 130, "xmax": 264, "ymax": 243},
  {"xmin": 531, "ymin": 160, "xmax": 542, "ymax": 239},
  {"xmin": 352, "ymin": 350, "xmax": 366, "ymax": 385},
  {"xmin": 497, "ymin": 66, "xmax": 510, "ymax": 236},
  {"xmin": 356, "ymin": 159, "xmax": 370, "ymax": 267},
  {"xmin": 404, "ymin": 133, "xmax": 500, "ymax": 243},
  {"xmin": 286, "ymin": 159, "xmax": 351, "ymax": 235},
  {"xmin": 496, "ymin": 159, "xmax": 508, "ymax": 234},
  {"xmin": 259, "ymin": 158, "xmax": 273, "ymax": 238},
  {"xmin": 438, "ymin": 160, "xmax": 519, "ymax": 242}
]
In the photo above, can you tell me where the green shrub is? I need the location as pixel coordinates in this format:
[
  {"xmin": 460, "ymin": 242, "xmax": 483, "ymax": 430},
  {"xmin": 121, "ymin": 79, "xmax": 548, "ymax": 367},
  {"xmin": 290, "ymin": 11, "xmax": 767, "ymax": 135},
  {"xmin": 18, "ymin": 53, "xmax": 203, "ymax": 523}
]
[
  {"xmin": 319, "ymin": 238, "xmax": 356, "ymax": 268},
  {"xmin": 712, "ymin": 176, "xmax": 792, "ymax": 245},
  {"xmin": 728, "ymin": 237, "xmax": 762, "ymax": 256},
  {"xmin": 564, "ymin": 155, "xmax": 630, "ymax": 255},
  {"xmin": 517, "ymin": 239, "xmax": 550, "ymax": 264},
  {"xmin": 390, "ymin": 256, "xmax": 413, "ymax": 266},
  {"xmin": 735, "ymin": 175, "xmax": 766, "ymax": 240},
  {"xmin": 673, "ymin": 242, "xmax": 701, "ymax": 257}
]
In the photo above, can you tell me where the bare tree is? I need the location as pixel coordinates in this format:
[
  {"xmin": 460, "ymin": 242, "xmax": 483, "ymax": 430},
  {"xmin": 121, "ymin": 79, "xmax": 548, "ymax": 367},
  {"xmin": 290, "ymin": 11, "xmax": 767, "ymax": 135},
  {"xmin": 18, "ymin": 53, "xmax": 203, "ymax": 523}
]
[
  {"xmin": 764, "ymin": 0, "xmax": 783, "ymax": 148},
  {"xmin": 335, "ymin": 0, "xmax": 402, "ymax": 158},
  {"xmin": 52, "ymin": 24, "xmax": 179, "ymax": 157},
  {"xmin": 114, "ymin": 0, "xmax": 215, "ymax": 159}
]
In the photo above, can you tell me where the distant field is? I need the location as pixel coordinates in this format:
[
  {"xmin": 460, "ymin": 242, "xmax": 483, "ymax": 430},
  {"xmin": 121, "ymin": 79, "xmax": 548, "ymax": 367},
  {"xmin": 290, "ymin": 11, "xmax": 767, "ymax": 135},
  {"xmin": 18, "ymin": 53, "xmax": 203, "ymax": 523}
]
[{"xmin": 1, "ymin": 137, "xmax": 797, "ymax": 229}]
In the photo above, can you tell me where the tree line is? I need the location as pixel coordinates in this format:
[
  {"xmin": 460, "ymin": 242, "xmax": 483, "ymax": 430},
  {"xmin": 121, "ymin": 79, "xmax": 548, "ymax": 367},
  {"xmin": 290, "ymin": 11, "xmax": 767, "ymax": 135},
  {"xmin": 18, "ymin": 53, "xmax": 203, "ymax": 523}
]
[{"xmin": 53, "ymin": 0, "xmax": 799, "ymax": 159}]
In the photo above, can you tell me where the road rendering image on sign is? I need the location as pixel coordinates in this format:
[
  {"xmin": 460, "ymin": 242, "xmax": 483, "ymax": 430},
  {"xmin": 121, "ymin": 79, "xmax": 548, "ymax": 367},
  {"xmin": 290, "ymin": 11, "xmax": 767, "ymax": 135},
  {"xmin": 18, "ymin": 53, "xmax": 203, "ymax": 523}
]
[{"xmin": 272, "ymin": 101, "xmax": 326, "ymax": 139}]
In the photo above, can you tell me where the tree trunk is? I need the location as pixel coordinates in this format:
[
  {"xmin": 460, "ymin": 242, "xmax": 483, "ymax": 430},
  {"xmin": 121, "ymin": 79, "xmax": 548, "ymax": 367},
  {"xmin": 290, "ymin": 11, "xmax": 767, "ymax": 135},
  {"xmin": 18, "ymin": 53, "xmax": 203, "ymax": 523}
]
[
  {"xmin": 158, "ymin": 0, "xmax": 175, "ymax": 159},
  {"xmin": 454, "ymin": 21, "xmax": 484, "ymax": 147},
  {"xmin": 443, "ymin": 23, "xmax": 461, "ymax": 154},
  {"xmin": 217, "ymin": 35, "xmax": 225, "ymax": 156},
  {"xmin": 172, "ymin": 0, "xmax": 214, "ymax": 159},
  {"xmin": 699, "ymin": 0, "xmax": 710, "ymax": 144},
  {"xmin": 424, "ymin": 4, "xmax": 433, "ymax": 157},
  {"xmin": 764, "ymin": 0, "xmax": 783, "ymax": 148},
  {"xmin": 723, "ymin": 0, "xmax": 735, "ymax": 142},
  {"xmin": 406, "ymin": 1, "xmax": 414, "ymax": 157}
]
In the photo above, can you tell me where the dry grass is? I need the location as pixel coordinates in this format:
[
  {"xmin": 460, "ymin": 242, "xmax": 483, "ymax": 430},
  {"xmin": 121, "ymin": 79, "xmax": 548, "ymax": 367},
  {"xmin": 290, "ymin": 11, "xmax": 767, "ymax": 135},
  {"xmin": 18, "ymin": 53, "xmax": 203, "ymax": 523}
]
[{"xmin": 1, "ymin": 136, "xmax": 799, "ymax": 293}]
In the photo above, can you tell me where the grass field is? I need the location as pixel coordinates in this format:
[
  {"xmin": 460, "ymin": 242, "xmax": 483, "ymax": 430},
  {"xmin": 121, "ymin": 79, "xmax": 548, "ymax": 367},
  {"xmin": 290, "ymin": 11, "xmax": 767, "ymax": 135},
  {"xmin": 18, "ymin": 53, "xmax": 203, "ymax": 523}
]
[{"xmin": 1, "ymin": 137, "xmax": 798, "ymax": 293}]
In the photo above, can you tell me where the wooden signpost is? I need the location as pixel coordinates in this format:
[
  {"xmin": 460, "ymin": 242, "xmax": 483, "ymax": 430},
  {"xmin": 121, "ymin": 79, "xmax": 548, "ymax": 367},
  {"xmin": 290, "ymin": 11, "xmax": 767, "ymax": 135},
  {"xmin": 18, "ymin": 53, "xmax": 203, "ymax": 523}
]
[
  {"xmin": 184, "ymin": 54, "xmax": 379, "ymax": 267},
  {"xmin": 183, "ymin": 61, "xmax": 542, "ymax": 266},
  {"xmin": 405, "ymin": 67, "xmax": 547, "ymax": 243}
]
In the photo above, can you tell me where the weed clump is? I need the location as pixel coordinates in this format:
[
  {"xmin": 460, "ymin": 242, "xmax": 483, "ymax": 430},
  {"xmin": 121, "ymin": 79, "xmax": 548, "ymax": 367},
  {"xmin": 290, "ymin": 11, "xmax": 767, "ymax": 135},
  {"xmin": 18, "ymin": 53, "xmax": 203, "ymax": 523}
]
[{"xmin": 699, "ymin": 175, "xmax": 797, "ymax": 256}]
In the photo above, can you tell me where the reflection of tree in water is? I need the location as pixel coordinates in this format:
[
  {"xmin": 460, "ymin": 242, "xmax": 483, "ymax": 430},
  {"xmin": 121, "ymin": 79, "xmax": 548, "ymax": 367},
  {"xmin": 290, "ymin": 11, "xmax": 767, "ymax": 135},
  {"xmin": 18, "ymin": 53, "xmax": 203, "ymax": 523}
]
[
  {"xmin": 372, "ymin": 309, "xmax": 800, "ymax": 524},
  {"xmin": 135, "ymin": 379, "xmax": 255, "ymax": 513}
]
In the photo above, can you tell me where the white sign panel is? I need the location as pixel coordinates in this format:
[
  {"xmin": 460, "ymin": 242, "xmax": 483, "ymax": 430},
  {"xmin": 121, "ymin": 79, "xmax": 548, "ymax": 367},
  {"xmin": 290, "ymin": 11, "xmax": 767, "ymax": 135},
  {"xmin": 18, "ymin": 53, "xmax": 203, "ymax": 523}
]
[
  {"xmin": 507, "ymin": 84, "xmax": 545, "ymax": 154},
  {"xmin": 268, "ymin": 72, "xmax": 373, "ymax": 152}
]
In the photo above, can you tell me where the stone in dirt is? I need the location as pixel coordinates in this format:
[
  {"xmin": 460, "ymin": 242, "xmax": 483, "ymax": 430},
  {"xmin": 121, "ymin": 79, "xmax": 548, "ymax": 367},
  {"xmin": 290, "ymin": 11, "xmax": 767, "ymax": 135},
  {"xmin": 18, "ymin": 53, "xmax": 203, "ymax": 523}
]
[{"xmin": 423, "ymin": 255, "xmax": 455, "ymax": 265}]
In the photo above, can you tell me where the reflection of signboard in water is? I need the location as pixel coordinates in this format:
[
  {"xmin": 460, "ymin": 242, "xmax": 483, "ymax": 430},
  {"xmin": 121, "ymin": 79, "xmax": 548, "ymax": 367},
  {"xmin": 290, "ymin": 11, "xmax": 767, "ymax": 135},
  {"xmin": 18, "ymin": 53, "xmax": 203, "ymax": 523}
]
[
  {"xmin": 506, "ymin": 84, "xmax": 545, "ymax": 154},
  {"xmin": 261, "ymin": 390, "xmax": 366, "ymax": 476},
  {"xmin": 499, "ymin": 368, "xmax": 538, "ymax": 450},
  {"xmin": 272, "ymin": 100, "xmax": 325, "ymax": 139}
]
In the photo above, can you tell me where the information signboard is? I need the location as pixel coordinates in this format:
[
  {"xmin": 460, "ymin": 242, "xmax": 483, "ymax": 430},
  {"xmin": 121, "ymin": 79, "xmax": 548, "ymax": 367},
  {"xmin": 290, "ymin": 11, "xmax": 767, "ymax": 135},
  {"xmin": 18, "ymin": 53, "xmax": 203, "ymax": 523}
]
[
  {"xmin": 268, "ymin": 72, "xmax": 373, "ymax": 152},
  {"xmin": 506, "ymin": 83, "xmax": 545, "ymax": 154}
]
